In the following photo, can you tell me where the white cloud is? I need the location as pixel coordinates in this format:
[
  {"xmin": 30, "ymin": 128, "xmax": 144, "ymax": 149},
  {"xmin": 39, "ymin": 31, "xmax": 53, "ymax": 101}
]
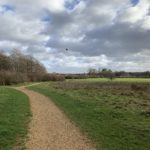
[
  {"xmin": 120, "ymin": 0, "xmax": 150, "ymax": 24},
  {"xmin": 142, "ymin": 16, "xmax": 150, "ymax": 29},
  {"xmin": 14, "ymin": 0, "xmax": 65, "ymax": 13},
  {"xmin": 0, "ymin": 10, "xmax": 48, "ymax": 43},
  {"xmin": 0, "ymin": 0, "xmax": 150, "ymax": 72},
  {"xmin": 46, "ymin": 53, "xmax": 111, "ymax": 73}
]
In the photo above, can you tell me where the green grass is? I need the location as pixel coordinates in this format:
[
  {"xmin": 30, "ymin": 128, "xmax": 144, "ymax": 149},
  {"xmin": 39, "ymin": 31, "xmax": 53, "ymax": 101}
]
[
  {"xmin": 11, "ymin": 82, "xmax": 41, "ymax": 87},
  {"xmin": 69, "ymin": 78, "xmax": 150, "ymax": 83},
  {"xmin": 0, "ymin": 87, "xmax": 31, "ymax": 150},
  {"xmin": 29, "ymin": 81, "xmax": 150, "ymax": 150}
]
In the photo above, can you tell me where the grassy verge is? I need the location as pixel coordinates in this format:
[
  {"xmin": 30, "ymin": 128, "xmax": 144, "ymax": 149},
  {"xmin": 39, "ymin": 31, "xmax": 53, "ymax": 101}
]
[
  {"xmin": 11, "ymin": 82, "xmax": 40, "ymax": 87},
  {"xmin": 29, "ymin": 81, "xmax": 150, "ymax": 150},
  {"xmin": 0, "ymin": 87, "xmax": 31, "ymax": 150}
]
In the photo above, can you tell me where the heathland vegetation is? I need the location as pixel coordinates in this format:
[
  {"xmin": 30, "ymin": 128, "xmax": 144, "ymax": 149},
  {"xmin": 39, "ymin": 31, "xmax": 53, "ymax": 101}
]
[{"xmin": 29, "ymin": 80, "xmax": 150, "ymax": 150}]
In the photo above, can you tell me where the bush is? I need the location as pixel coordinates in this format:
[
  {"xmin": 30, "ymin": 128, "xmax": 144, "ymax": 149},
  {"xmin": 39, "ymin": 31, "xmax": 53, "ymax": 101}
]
[
  {"xmin": 0, "ymin": 71, "xmax": 28, "ymax": 85},
  {"xmin": 42, "ymin": 73, "xmax": 65, "ymax": 82},
  {"xmin": 65, "ymin": 74, "xmax": 88, "ymax": 79},
  {"xmin": 0, "ymin": 71, "xmax": 12, "ymax": 85}
]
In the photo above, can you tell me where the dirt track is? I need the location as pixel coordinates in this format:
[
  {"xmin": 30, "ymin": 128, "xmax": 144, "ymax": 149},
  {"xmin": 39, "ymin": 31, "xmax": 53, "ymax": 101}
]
[{"xmin": 16, "ymin": 86, "xmax": 96, "ymax": 150}]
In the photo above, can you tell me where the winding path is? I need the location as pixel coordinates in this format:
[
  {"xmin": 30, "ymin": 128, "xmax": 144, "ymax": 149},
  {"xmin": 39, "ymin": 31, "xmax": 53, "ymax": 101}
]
[{"xmin": 16, "ymin": 86, "xmax": 96, "ymax": 150}]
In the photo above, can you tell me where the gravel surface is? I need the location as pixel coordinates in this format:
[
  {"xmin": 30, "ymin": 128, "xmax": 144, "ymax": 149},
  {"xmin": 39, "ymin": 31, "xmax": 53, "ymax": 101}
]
[{"xmin": 16, "ymin": 86, "xmax": 97, "ymax": 150}]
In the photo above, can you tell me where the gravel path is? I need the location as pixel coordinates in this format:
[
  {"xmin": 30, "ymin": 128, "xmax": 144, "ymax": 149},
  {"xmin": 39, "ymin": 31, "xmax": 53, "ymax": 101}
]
[{"xmin": 16, "ymin": 86, "xmax": 96, "ymax": 150}]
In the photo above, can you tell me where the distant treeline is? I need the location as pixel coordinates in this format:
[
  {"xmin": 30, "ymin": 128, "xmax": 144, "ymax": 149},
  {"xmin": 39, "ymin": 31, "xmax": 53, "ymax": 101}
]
[
  {"xmin": 65, "ymin": 68, "xmax": 150, "ymax": 79},
  {"xmin": 0, "ymin": 50, "xmax": 48, "ymax": 85}
]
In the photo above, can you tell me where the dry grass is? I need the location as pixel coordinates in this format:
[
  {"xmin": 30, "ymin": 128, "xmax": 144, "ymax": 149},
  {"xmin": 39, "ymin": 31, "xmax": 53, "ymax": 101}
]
[{"xmin": 29, "ymin": 81, "xmax": 150, "ymax": 150}]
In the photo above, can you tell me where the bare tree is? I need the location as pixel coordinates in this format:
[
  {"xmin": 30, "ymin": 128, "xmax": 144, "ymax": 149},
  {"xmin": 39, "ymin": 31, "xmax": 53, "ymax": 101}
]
[{"xmin": 0, "ymin": 49, "xmax": 47, "ymax": 85}]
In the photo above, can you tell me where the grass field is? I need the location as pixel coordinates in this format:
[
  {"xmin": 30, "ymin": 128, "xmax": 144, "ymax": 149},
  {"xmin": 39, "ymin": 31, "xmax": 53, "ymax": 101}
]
[
  {"xmin": 70, "ymin": 77, "xmax": 150, "ymax": 83},
  {"xmin": 0, "ymin": 87, "xmax": 31, "ymax": 150},
  {"xmin": 29, "ymin": 80, "xmax": 150, "ymax": 150}
]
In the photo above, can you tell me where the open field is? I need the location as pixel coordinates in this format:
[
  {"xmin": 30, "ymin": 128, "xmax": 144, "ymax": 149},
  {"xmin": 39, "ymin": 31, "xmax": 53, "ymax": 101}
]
[
  {"xmin": 69, "ymin": 77, "xmax": 150, "ymax": 83},
  {"xmin": 11, "ymin": 82, "xmax": 38, "ymax": 87},
  {"xmin": 29, "ymin": 81, "xmax": 150, "ymax": 150},
  {"xmin": 0, "ymin": 87, "xmax": 31, "ymax": 150}
]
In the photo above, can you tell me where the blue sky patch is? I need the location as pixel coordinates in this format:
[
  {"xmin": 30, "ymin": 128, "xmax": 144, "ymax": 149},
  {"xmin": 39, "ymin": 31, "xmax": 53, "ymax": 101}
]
[
  {"xmin": 41, "ymin": 10, "xmax": 51, "ymax": 23},
  {"xmin": 41, "ymin": 15, "xmax": 51, "ymax": 22},
  {"xmin": 130, "ymin": 0, "xmax": 139, "ymax": 6},
  {"xmin": 1, "ymin": 4, "xmax": 15, "ymax": 12},
  {"xmin": 65, "ymin": 0, "xmax": 80, "ymax": 10}
]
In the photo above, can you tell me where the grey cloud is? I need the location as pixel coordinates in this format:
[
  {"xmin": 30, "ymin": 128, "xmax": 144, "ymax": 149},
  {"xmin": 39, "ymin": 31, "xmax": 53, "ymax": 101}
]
[
  {"xmin": 0, "ymin": 0, "xmax": 150, "ymax": 72},
  {"xmin": 85, "ymin": 23, "xmax": 150, "ymax": 55}
]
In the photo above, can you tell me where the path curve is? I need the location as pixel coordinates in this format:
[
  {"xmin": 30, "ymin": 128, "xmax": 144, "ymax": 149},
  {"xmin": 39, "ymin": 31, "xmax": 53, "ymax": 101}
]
[{"xmin": 15, "ymin": 86, "xmax": 96, "ymax": 150}]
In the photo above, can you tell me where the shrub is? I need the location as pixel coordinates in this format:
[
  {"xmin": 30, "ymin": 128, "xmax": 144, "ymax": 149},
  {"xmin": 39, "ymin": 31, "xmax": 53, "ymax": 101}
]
[
  {"xmin": 42, "ymin": 73, "xmax": 65, "ymax": 82},
  {"xmin": 0, "ymin": 71, "xmax": 28, "ymax": 85}
]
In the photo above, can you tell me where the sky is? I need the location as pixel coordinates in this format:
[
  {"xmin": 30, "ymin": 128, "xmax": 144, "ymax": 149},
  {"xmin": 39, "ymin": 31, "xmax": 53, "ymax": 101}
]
[{"xmin": 0, "ymin": 0, "xmax": 150, "ymax": 73}]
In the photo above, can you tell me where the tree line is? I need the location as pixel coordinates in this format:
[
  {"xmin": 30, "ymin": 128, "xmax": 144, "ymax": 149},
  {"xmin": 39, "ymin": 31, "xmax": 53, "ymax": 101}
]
[
  {"xmin": 65, "ymin": 68, "xmax": 150, "ymax": 79},
  {"xmin": 87, "ymin": 68, "xmax": 150, "ymax": 78},
  {"xmin": 0, "ymin": 50, "xmax": 47, "ymax": 85}
]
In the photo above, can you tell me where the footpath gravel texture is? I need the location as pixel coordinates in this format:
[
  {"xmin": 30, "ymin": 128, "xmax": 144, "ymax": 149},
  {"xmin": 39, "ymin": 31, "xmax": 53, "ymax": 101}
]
[{"xmin": 16, "ymin": 86, "xmax": 97, "ymax": 150}]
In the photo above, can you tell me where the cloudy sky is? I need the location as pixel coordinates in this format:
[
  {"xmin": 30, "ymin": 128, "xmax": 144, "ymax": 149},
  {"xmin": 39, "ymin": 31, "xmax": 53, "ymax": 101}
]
[{"xmin": 0, "ymin": 0, "xmax": 150, "ymax": 73}]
